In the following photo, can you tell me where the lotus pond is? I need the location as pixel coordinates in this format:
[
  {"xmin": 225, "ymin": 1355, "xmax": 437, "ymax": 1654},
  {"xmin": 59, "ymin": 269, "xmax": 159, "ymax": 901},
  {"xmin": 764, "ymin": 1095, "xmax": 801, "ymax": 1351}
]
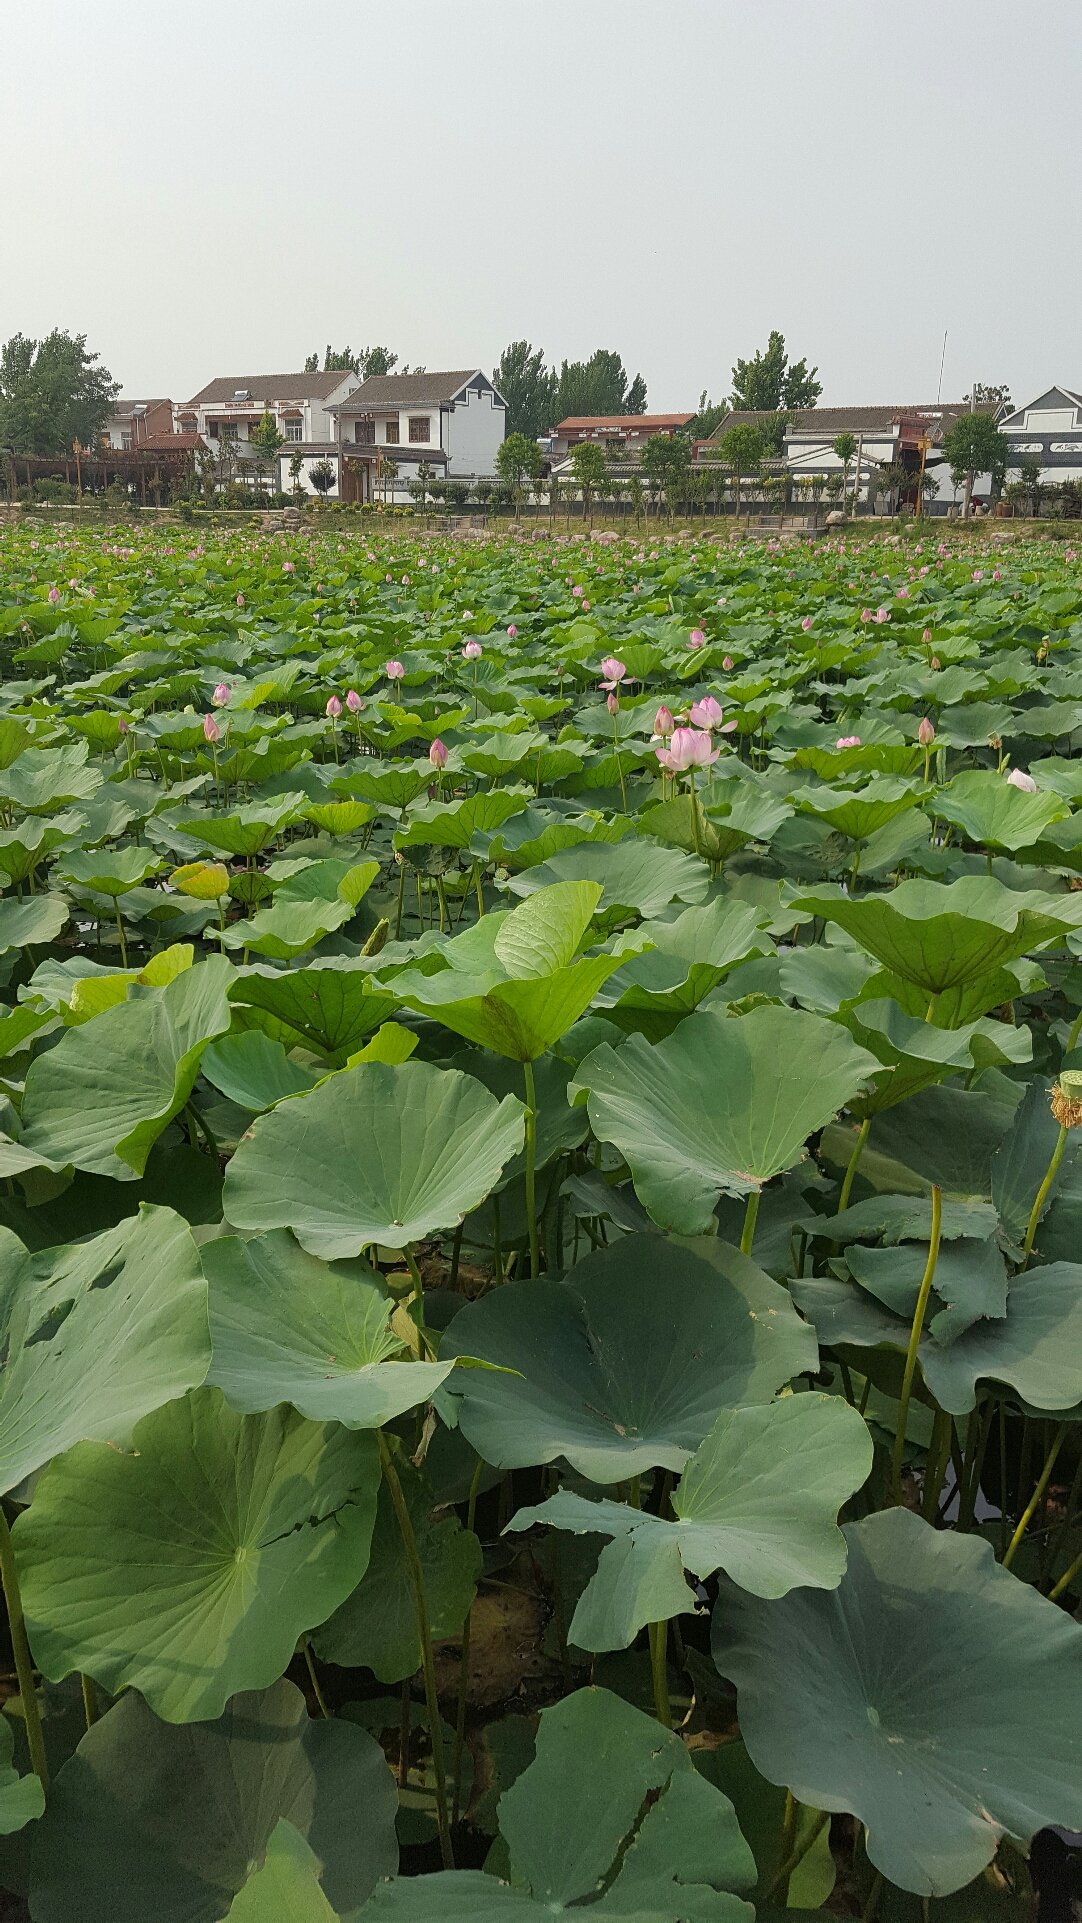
[{"xmin": 1, "ymin": 520, "xmax": 1082, "ymax": 1917}]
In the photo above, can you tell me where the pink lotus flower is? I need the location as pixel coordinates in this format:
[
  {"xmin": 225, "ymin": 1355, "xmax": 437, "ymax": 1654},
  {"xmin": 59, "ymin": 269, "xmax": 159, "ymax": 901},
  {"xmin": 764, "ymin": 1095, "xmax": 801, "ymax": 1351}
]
[
  {"xmin": 992, "ymin": 568, "xmax": 1002, "ymax": 581},
  {"xmin": 922, "ymin": 628, "xmax": 933, "ymax": 644},
  {"xmin": 801, "ymin": 615, "xmax": 813, "ymax": 631},
  {"xmin": 386, "ymin": 659, "xmax": 405, "ymax": 681},
  {"xmin": 860, "ymin": 608, "xmax": 873, "ymax": 622},
  {"xmin": 656, "ymin": 727, "xmax": 720, "ymax": 773},
  {"xmin": 722, "ymin": 655, "xmax": 734, "ymax": 672},
  {"xmin": 897, "ymin": 586, "xmax": 910, "ymax": 599},
  {"xmin": 118, "ymin": 718, "xmax": 129, "ymax": 734},
  {"xmin": 47, "ymin": 586, "xmax": 60, "ymax": 605},
  {"xmin": 689, "ymin": 696, "xmax": 724, "ymax": 730},
  {"xmin": 203, "ymin": 713, "xmax": 221, "ymax": 744},
  {"xmin": 1006, "ymin": 767, "xmax": 1037, "ymax": 792},
  {"xmin": 582, "ymin": 599, "xmax": 591, "ymax": 611},
  {"xmin": 599, "ymin": 656, "xmax": 626, "ymax": 690},
  {"xmin": 688, "ymin": 628, "xmax": 706, "ymax": 650},
  {"xmin": 429, "ymin": 738, "xmax": 448, "ymax": 769},
  {"xmin": 930, "ymin": 656, "xmax": 942, "ymax": 671},
  {"xmin": 506, "ymin": 624, "xmax": 518, "ymax": 638},
  {"xmin": 973, "ymin": 569, "xmax": 983, "ymax": 582},
  {"xmin": 236, "ymin": 592, "xmax": 245, "ymax": 607},
  {"xmin": 654, "ymin": 704, "xmax": 675, "ymax": 738},
  {"xmin": 918, "ymin": 717, "xmax": 935, "ymax": 747},
  {"xmin": 606, "ymin": 692, "xmax": 619, "ymax": 714},
  {"xmin": 874, "ymin": 607, "xmax": 890, "ymax": 623},
  {"xmin": 212, "ymin": 682, "xmax": 231, "ymax": 707},
  {"xmin": 462, "ymin": 640, "xmax": 482, "ymax": 661},
  {"xmin": 346, "ymin": 689, "xmax": 362, "ymax": 713},
  {"xmin": 326, "ymin": 695, "xmax": 342, "ymax": 719},
  {"xmin": 283, "ymin": 560, "xmax": 295, "ymax": 573},
  {"xmin": 836, "ymin": 735, "xmax": 862, "ymax": 749},
  {"xmin": 572, "ymin": 584, "xmax": 584, "ymax": 598}
]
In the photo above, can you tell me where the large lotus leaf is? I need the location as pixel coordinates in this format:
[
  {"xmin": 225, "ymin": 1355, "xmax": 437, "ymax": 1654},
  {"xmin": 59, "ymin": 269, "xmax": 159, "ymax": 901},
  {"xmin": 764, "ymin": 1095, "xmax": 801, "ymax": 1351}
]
[
  {"xmin": 712, "ymin": 1507, "xmax": 1082, "ymax": 1897},
  {"xmin": 934, "ymin": 770, "xmax": 1069, "ymax": 853},
  {"xmin": 0, "ymin": 1714, "xmax": 44, "ymax": 1835},
  {"xmin": 0, "ymin": 893, "xmax": 68, "ymax": 955},
  {"xmin": 845, "ymin": 998, "xmax": 1031, "ymax": 1074},
  {"xmin": 0, "ymin": 1205, "xmax": 209, "ymax": 1496},
  {"xmin": 332, "ymin": 758, "xmax": 450, "ymax": 811},
  {"xmin": 55, "ymin": 844, "xmax": 163, "ymax": 896},
  {"xmin": 0, "ymin": 741, "xmax": 102, "ymax": 812},
  {"xmin": 488, "ymin": 880, "xmax": 602, "ymax": 976},
  {"xmin": 845, "ymin": 1234, "xmax": 1007, "ymax": 1343},
  {"xmin": 19, "ymin": 956, "xmax": 233, "ymax": 1178},
  {"xmin": 509, "ymin": 1394, "xmax": 872, "ymax": 1648},
  {"xmin": 792, "ymin": 877, "xmax": 1082, "ymax": 995},
  {"xmin": 439, "ymin": 1234, "xmax": 817, "ymax": 1480},
  {"xmin": 226, "ymin": 1821, "xmax": 337, "ymax": 1921},
  {"xmin": 200, "ymin": 1030, "xmax": 317, "ymax": 1110},
  {"xmin": 594, "ymin": 899, "xmax": 772, "ymax": 1039},
  {"xmin": 790, "ymin": 776, "xmax": 921, "ymax": 842},
  {"xmin": 228, "ymin": 960, "xmax": 399, "ymax": 1063},
  {"xmin": 473, "ymin": 804, "xmax": 628, "ymax": 872},
  {"xmin": 507, "ymin": 839, "xmax": 709, "ymax": 929},
  {"xmin": 990, "ymin": 1076, "xmax": 1077, "ymax": 1246},
  {"xmin": 17, "ymin": 1386, "xmax": 380, "ymax": 1722},
  {"xmin": 204, "ymin": 1231, "xmax": 454, "ymax": 1424},
  {"xmin": 224, "ymin": 1060, "xmax": 524, "ymax": 1257},
  {"xmin": 791, "ymin": 1260, "xmax": 1082, "ymax": 1414},
  {"xmin": 272, "ymin": 857, "xmax": 379, "ymax": 910},
  {"xmin": 170, "ymin": 793, "xmax": 307, "ymax": 856},
  {"xmin": 573, "ymin": 1005, "xmax": 878, "ymax": 1233},
  {"xmin": 221, "ymin": 895, "xmax": 357, "ymax": 960},
  {"xmin": 0, "ymin": 813, "xmax": 88, "ymax": 884},
  {"xmin": 314, "ymin": 1457, "xmax": 480, "ymax": 1681},
  {"xmin": 26, "ymin": 1679, "xmax": 397, "ymax": 1923},
  {"xmin": 394, "ymin": 790, "xmax": 530, "ymax": 849},
  {"xmin": 863, "ymin": 1080, "xmax": 1021, "ymax": 1196},
  {"xmin": 361, "ymin": 1686, "xmax": 755, "ymax": 1920}
]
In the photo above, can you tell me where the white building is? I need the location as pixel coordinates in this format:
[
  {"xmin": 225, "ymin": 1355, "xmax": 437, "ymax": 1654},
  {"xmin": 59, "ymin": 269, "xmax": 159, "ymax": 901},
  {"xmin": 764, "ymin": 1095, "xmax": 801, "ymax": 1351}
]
[
  {"xmin": 328, "ymin": 369, "xmax": 506, "ymax": 503},
  {"xmin": 999, "ymin": 386, "xmax": 1082, "ymax": 489},
  {"xmin": 176, "ymin": 370, "xmax": 358, "ymax": 452},
  {"xmin": 700, "ymin": 402, "xmax": 998, "ymax": 512}
]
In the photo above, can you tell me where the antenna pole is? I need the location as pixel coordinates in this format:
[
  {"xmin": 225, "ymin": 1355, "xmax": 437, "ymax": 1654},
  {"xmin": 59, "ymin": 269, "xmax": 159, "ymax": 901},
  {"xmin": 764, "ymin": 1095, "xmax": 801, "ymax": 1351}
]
[{"xmin": 937, "ymin": 330, "xmax": 948, "ymax": 405}]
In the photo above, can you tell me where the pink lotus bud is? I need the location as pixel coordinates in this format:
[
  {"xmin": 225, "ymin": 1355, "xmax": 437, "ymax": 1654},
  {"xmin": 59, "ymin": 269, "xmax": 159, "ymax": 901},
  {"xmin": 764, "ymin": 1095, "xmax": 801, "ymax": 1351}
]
[
  {"xmin": 582, "ymin": 599, "xmax": 591, "ymax": 611},
  {"xmin": 203, "ymin": 713, "xmax": 221, "ymax": 744},
  {"xmin": 801, "ymin": 615, "xmax": 813, "ymax": 631},
  {"xmin": 690, "ymin": 696, "xmax": 724, "ymax": 730},
  {"xmin": 236, "ymin": 592, "xmax": 245, "ymax": 607},
  {"xmin": 282, "ymin": 560, "xmax": 295, "ymax": 573},
  {"xmin": 429, "ymin": 737, "xmax": 449, "ymax": 769},
  {"xmin": 462, "ymin": 640, "xmax": 482, "ymax": 661},
  {"xmin": 918, "ymin": 717, "xmax": 935, "ymax": 747},
  {"xmin": 656, "ymin": 726, "xmax": 721, "ymax": 774},
  {"xmin": 836, "ymin": 735, "xmax": 862, "ymax": 749},
  {"xmin": 922, "ymin": 629, "xmax": 933, "ymax": 644},
  {"xmin": 722, "ymin": 655, "xmax": 734, "ymax": 672},
  {"xmin": 874, "ymin": 607, "xmax": 890, "ymax": 623},
  {"xmin": 896, "ymin": 586, "xmax": 910, "ymax": 599},
  {"xmin": 346, "ymin": 688, "xmax": 362, "ymax": 713},
  {"xmin": 930, "ymin": 656, "xmax": 942, "ymax": 671},
  {"xmin": 688, "ymin": 628, "xmax": 706, "ymax": 649},
  {"xmin": 506, "ymin": 624, "xmax": 518, "ymax": 638},
  {"xmin": 47, "ymin": 586, "xmax": 60, "ymax": 605},
  {"xmin": 1006, "ymin": 767, "xmax": 1037, "ymax": 792},
  {"xmin": 326, "ymin": 695, "xmax": 342, "ymax": 719},
  {"xmin": 385, "ymin": 659, "xmax": 405, "ymax": 681},
  {"xmin": 212, "ymin": 682, "xmax": 231, "ymax": 707},
  {"xmin": 606, "ymin": 691, "xmax": 619, "ymax": 714},
  {"xmin": 972, "ymin": 569, "xmax": 983, "ymax": 582},
  {"xmin": 599, "ymin": 656, "xmax": 626, "ymax": 690},
  {"xmin": 654, "ymin": 704, "xmax": 675, "ymax": 737},
  {"xmin": 992, "ymin": 568, "xmax": 1002, "ymax": 581},
  {"xmin": 118, "ymin": 718, "xmax": 130, "ymax": 734},
  {"xmin": 860, "ymin": 608, "xmax": 873, "ymax": 622},
  {"xmin": 572, "ymin": 584, "xmax": 584, "ymax": 598}
]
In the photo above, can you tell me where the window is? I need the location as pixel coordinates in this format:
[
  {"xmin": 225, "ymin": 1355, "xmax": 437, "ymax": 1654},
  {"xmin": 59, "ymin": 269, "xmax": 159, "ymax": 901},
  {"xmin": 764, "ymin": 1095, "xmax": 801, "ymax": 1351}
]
[
  {"xmin": 121, "ymin": 432, "xmax": 131, "ymax": 450},
  {"xmin": 355, "ymin": 419, "xmax": 375, "ymax": 445},
  {"xmin": 221, "ymin": 421, "xmax": 238, "ymax": 441},
  {"xmin": 408, "ymin": 416, "xmax": 431, "ymax": 444},
  {"xmin": 384, "ymin": 419, "xmax": 400, "ymax": 445},
  {"xmin": 284, "ymin": 419, "xmax": 303, "ymax": 442}
]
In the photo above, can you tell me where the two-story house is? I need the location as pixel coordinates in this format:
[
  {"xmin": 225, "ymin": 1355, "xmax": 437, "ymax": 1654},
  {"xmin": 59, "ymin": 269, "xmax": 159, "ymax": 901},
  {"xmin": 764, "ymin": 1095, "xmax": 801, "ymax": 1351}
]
[
  {"xmin": 327, "ymin": 369, "xmax": 506, "ymax": 503},
  {"xmin": 998, "ymin": 387, "xmax": 1082, "ymax": 489},
  {"xmin": 544, "ymin": 412, "xmax": 695, "ymax": 476},
  {"xmin": 100, "ymin": 398, "xmax": 175, "ymax": 449},
  {"xmin": 175, "ymin": 370, "xmax": 359, "ymax": 488}
]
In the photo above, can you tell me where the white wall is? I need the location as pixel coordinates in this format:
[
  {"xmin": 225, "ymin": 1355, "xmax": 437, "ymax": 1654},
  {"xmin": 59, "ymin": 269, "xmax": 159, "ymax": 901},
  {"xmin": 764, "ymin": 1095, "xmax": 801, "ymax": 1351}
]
[
  {"xmin": 447, "ymin": 387, "xmax": 506, "ymax": 477},
  {"xmin": 278, "ymin": 452, "xmax": 339, "ymax": 497}
]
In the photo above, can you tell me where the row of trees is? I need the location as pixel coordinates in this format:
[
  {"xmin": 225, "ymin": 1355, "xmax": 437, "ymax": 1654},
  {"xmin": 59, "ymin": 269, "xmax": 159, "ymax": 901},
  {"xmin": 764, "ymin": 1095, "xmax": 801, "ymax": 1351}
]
[
  {"xmin": 300, "ymin": 346, "xmax": 428, "ymax": 378},
  {"xmin": 493, "ymin": 343, "xmax": 648, "ymax": 441}
]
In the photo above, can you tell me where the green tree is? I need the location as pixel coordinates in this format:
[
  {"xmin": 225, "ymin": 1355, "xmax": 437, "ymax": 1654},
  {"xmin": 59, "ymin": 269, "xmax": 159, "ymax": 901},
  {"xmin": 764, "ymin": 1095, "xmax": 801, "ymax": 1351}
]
[
  {"xmin": 731, "ymin": 330, "xmax": 821, "ymax": 413},
  {"xmin": 287, "ymin": 449, "xmax": 305, "ymax": 502},
  {"xmin": 833, "ymin": 431, "xmax": 857, "ymax": 511},
  {"xmin": 495, "ymin": 430, "xmax": 543, "ymax": 511},
  {"xmin": 0, "ymin": 330, "xmax": 119, "ymax": 456},
  {"xmin": 569, "ymin": 441, "xmax": 607, "ymax": 526},
  {"xmin": 493, "ymin": 342, "xmax": 557, "ymax": 440},
  {"xmin": 689, "ymin": 389, "xmax": 729, "ymax": 439},
  {"xmin": 308, "ymin": 458, "xmax": 336, "ymax": 500},
  {"xmin": 640, "ymin": 433, "xmax": 691, "ymax": 522},
  {"xmin": 359, "ymin": 347, "xmax": 398, "ymax": 378},
  {"xmin": 719, "ymin": 422, "xmax": 765, "ymax": 516},
  {"xmin": 248, "ymin": 409, "xmax": 285, "ymax": 499},
  {"xmin": 1015, "ymin": 454, "xmax": 1044, "ymax": 517},
  {"xmin": 555, "ymin": 349, "xmax": 644, "ymax": 422},
  {"xmin": 625, "ymin": 372, "xmax": 648, "ymax": 414},
  {"xmin": 322, "ymin": 347, "xmax": 359, "ymax": 372},
  {"xmin": 941, "ymin": 413, "xmax": 1010, "ymax": 518},
  {"xmin": 304, "ymin": 353, "xmax": 318, "ymax": 374},
  {"xmin": 964, "ymin": 381, "xmax": 1012, "ymax": 410}
]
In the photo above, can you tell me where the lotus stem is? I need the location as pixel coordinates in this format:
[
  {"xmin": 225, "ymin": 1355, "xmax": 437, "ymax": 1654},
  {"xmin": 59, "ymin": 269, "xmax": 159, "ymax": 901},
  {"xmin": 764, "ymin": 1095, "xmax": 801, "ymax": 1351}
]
[
  {"xmin": 80, "ymin": 1673, "xmax": 99, "ymax": 1730},
  {"xmin": 860, "ymin": 1870, "xmax": 883, "ymax": 1921},
  {"xmin": 688, "ymin": 771, "xmax": 702, "ymax": 857},
  {"xmin": 523, "ymin": 1058, "xmax": 540, "ymax": 1277},
  {"xmin": 890, "ymin": 1184, "xmax": 942, "ymax": 1505},
  {"xmin": 921, "ymin": 1407, "xmax": 954, "ymax": 1523},
  {"xmin": 766, "ymin": 1807, "xmax": 831, "ymax": 1901},
  {"xmin": 452, "ymin": 1454, "xmax": 485, "ymax": 1825},
  {"xmin": 1003, "ymin": 1422, "xmax": 1067, "ymax": 1571},
  {"xmin": 1022, "ymin": 1087, "xmax": 1076, "ymax": 1261},
  {"xmin": 302, "ymin": 1638, "xmax": 330, "ymax": 1718},
  {"xmin": 473, "ymin": 861, "xmax": 485, "ymax": 919},
  {"xmin": 739, "ymin": 1188, "xmax": 760, "ymax": 1256},
  {"xmin": 838, "ymin": 1116, "xmax": 871, "ymax": 1214},
  {"xmin": 115, "ymin": 906, "xmax": 128, "ymax": 969},
  {"xmin": 647, "ymin": 1618, "xmax": 670, "ymax": 1727},
  {"xmin": 0, "ymin": 1504, "xmax": 48, "ymax": 1789},
  {"xmin": 1049, "ymin": 1539, "xmax": 1082, "ymax": 1602},
  {"xmin": 377, "ymin": 1433, "xmax": 455, "ymax": 1869}
]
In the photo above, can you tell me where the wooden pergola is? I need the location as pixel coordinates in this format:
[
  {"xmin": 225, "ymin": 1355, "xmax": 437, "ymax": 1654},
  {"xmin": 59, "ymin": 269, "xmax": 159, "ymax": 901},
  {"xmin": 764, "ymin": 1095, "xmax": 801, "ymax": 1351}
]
[{"xmin": 4, "ymin": 444, "xmax": 199, "ymax": 504}]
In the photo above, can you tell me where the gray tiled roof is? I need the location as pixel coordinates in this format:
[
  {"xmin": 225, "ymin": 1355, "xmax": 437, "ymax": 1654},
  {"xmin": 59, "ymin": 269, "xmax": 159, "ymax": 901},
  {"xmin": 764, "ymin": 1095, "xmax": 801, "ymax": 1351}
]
[
  {"xmin": 185, "ymin": 371, "xmax": 357, "ymax": 406},
  {"xmin": 333, "ymin": 371, "xmax": 482, "ymax": 410}
]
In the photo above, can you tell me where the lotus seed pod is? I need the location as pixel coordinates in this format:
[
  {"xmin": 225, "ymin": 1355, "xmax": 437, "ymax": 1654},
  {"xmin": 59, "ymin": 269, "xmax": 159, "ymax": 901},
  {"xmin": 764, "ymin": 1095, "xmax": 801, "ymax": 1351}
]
[{"xmin": 1051, "ymin": 1069, "xmax": 1082, "ymax": 1129}]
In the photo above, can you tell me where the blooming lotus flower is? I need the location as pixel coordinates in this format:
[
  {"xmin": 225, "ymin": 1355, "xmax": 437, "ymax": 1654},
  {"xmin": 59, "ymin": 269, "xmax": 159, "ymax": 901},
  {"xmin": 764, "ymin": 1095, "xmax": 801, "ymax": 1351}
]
[
  {"xmin": 801, "ymin": 615, "xmax": 813, "ymax": 631},
  {"xmin": 385, "ymin": 659, "xmax": 405, "ymax": 681},
  {"xmin": 212, "ymin": 682, "xmax": 230, "ymax": 707},
  {"xmin": 429, "ymin": 738, "xmax": 448, "ymax": 769},
  {"xmin": 572, "ymin": 584, "xmax": 584, "ymax": 598},
  {"xmin": 506, "ymin": 624, "xmax": 518, "ymax": 638},
  {"xmin": 47, "ymin": 586, "xmax": 60, "ymax": 605},
  {"xmin": 897, "ymin": 586, "xmax": 910, "ymax": 599},
  {"xmin": 282, "ymin": 560, "xmax": 295, "ymax": 573},
  {"xmin": 722, "ymin": 655, "xmax": 734, "ymax": 672},
  {"xmin": 654, "ymin": 704, "xmax": 675, "ymax": 737},
  {"xmin": 918, "ymin": 717, "xmax": 935, "ymax": 747},
  {"xmin": 462, "ymin": 640, "xmax": 482, "ymax": 661},
  {"xmin": 860, "ymin": 608, "xmax": 873, "ymax": 622},
  {"xmin": 346, "ymin": 689, "xmax": 362, "ymax": 713},
  {"xmin": 874, "ymin": 607, "xmax": 890, "ymax": 623},
  {"xmin": 1006, "ymin": 767, "xmax": 1037, "ymax": 792},
  {"xmin": 689, "ymin": 696, "xmax": 724, "ymax": 730},
  {"xmin": 656, "ymin": 727, "xmax": 720, "ymax": 773},
  {"xmin": 836, "ymin": 735, "xmax": 862, "ymax": 749},
  {"xmin": 973, "ymin": 569, "xmax": 983, "ymax": 582},
  {"xmin": 688, "ymin": 628, "xmax": 706, "ymax": 649},
  {"xmin": 203, "ymin": 713, "xmax": 221, "ymax": 744},
  {"xmin": 599, "ymin": 656, "xmax": 626, "ymax": 690},
  {"xmin": 326, "ymin": 695, "xmax": 342, "ymax": 719}
]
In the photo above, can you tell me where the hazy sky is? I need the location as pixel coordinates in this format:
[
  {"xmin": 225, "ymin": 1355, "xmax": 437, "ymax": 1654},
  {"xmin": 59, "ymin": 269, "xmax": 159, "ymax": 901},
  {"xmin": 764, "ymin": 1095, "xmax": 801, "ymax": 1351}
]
[{"xmin": 5, "ymin": 0, "xmax": 1080, "ymax": 410}]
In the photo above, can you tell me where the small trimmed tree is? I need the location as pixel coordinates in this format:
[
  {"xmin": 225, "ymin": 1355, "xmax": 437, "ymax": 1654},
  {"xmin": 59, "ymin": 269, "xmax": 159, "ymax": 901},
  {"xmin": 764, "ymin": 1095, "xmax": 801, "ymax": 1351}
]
[
  {"xmin": 570, "ymin": 441, "xmax": 608, "ymax": 526},
  {"xmin": 833, "ymin": 432, "xmax": 856, "ymax": 511},
  {"xmin": 495, "ymin": 431, "xmax": 542, "ymax": 513},
  {"xmin": 941, "ymin": 413, "xmax": 1010, "ymax": 518},
  {"xmin": 719, "ymin": 422, "xmax": 765, "ymax": 517},
  {"xmin": 307, "ymin": 458, "xmax": 337, "ymax": 501}
]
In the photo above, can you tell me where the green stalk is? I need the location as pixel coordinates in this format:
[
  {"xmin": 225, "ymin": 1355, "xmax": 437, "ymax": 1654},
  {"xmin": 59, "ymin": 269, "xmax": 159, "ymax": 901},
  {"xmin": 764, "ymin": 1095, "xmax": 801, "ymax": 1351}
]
[
  {"xmin": 303, "ymin": 1638, "xmax": 330, "ymax": 1718},
  {"xmin": 473, "ymin": 861, "xmax": 485, "ymax": 919},
  {"xmin": 1003, "ymin": 1422, "xmax": 1067, "ymax": 1570},
  {"xmin": 1050, "ymin": 1539, "xmax": 1082, "ymax": 1602},
  {"xmin": 766, "ymin": 1808, "xmax": 831, "ymax": 1901},
  {"xmin": 739, "ymin": 1188, "xmax": 760, "ymax": 1256},
  {"xmin": 452, "ymin": 1455, "xmax": 485, "ymax": 1825},
  {"xmin": 688, "ymin": 771, "xmax": 702, "ymax": 857},
  {"xmin": 838, "ymin": 1116, "xmax": 871, "ymax": 1214},
  {"xmin": 647, "ymin": 1618, "xmax": 670, "ymax": 1726},
  {"xmin": 0, "ymin": 1506, "xmax": 47, "ymax": 1789},
  {"xmin": 377, "ymin": 1433, "xmax": 455, "ymax": 1869},
  {"xmin": 523, "ymin": 1058, "xmax": 540, "ymax": 1277},
  {"xmin": 890, "ymin": 1184, "xmax": 942, "ymax": 1505},
  {"xmin": 1022, "ymin": 1125, "xmax": 1068, "ymax": 1262},
  {"xmin": 81, "ymin": 1672, "xmax": 99, "ymax": 1731},
  {"xmin": 921, "ymin": 1407, "xmax": 953, "ymax": 1523},
  {"xmin": 115, "ymin": 906, "xmax": 128, "ymax": 969}
]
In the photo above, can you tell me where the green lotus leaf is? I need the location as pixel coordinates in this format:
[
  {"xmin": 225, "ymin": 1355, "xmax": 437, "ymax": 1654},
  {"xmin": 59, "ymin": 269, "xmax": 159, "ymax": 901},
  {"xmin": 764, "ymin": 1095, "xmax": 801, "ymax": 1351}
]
[
  {"xmin": 226, "ymin": 1821, "xmax": 337, "ymax": 1921},
  {"xmin": 506, "ymin": 837, "xmax": 709, "ymax": 928},
  {"xmin": 361, "ymin": 1686, "xmax": 756, "ymax": 1919},
  {"xmin": 712, "ymin": 1508, "xmax": 1082, "ymax": 1897},
  {"xmin": 395, "ymin": 790, "xmax": 531, "ymax": 849},
  {"xmin": 224, "ymin": 1060, "xmax": 524, "ymax": 1257},
  {"xmin": 845, "ymin": 1234, "xmax": 1007, "ymax": 1343},
  {"xmin": 0, "ymin": 740, "xmax": 102, "ymax": 813},
  {"xmin": 26, "ymin": 1679, "xmax": 397, "ymax": 1923},
  {"xmin": 17, "ymin": 1386, "xmax": 380, "ymax": 1721},
  {"xmin": 331, "ymin": 758, "xmax": 440, "ymax": 810},
  {"xmin": 55, "ymin": 844, "xmax": 163, "ymax": 896},
  {"xmin": 0, "ymin": 893, "xmax": 68, "ymax": 954},
  {"xmin": 593, "ymin": 898, "xmax": 773, "ymax": 1039},
  {"xmin": 574, "ymin": 1005, "xmax": 878, "ymax": 1233},
  {"xmin": 0, "ymin": 1713, "xmax": 44, "ymax": 1836},
  {"xmin": 510, "ymin": 1393, "xmax": 872, "ymax": 1648},
  {"xmin": 472, "ymin": 804, "xmax": 628, "ymax": 872},
  {"xmin": 439, "ymin": 1234, "xmax": 817, "ymax": 1480},
  {"xmin": 0, "ymin": 813, "xmax": 87, "ymax": 885},
  {"xmin": 220, "ymin": 895, "xmax": 358, "ymax": 959},
  {"xmin": 792, "ymin": 877, "xmax": 1082, "ymax": 996},
  {"xmin": 934, "ymin": 769, "xmax": 1069, "ymax": 853},
  {"xmin": 0, "ymin": 1205, "xmax": 209, "ymax": 1495},
  {"xmin": 228, "ymin": 959, "xmax": 399, "ymax": 1063},
  {"xmin": 19, "ymin": 956, "xmax": 233, "ymax": 1177},
  {"xmin": 315, "ymin": 1456, "xmax": 480, "ymax": 1681},
  {"xmin": 200, "ymin": 1030, "xmax": 317, "ymax": 1109},
  {"xmin": 171, "ymin": 793, "xmax": 307, "ymax": 856},
  {"xmin": 790, "ymin": 776, "xmax": 922, "ymax": 842},
  {"xmin": 303, "ymin": 798, "xmax": 376, "ymax": 837},
  {"xmin": 204, "ymin": 1230, "xmax": 455, "ymax": 1424}
]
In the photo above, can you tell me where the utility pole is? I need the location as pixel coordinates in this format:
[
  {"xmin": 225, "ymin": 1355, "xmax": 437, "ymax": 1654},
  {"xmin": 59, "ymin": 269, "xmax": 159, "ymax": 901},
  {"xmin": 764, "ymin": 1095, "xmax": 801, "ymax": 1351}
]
[{"xmin": 851, "ymin": 433, "xmax": 863, "ymax": 518}]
